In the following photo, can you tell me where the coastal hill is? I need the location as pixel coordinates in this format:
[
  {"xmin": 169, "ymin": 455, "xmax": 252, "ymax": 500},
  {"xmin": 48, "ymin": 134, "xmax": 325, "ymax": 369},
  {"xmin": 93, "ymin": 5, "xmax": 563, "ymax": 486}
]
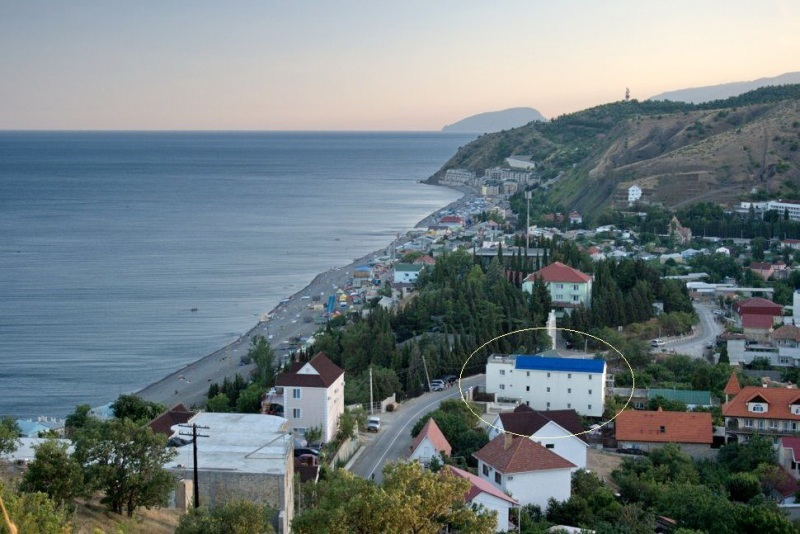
[
  {"xmin": 441, "ymin": 107, "xmax": 546, "ymax": 134},
  {"xmin": 427, "ymin": 84, "xmax": 800, "ymax": 218},
  {"xmin": 649, "ymin": 71, "xmax": 800, "ymax": 104}
]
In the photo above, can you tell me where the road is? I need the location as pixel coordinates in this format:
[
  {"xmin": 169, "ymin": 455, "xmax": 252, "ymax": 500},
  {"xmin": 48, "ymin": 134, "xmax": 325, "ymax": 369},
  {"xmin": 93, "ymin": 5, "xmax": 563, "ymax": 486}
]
[
  {"xmin": 348, "ymin": 374, "xmax": 484, "ymax": 483},
  {"xmin": 656, "ymin": 301, "xmax": 722, "ymax": 358}
]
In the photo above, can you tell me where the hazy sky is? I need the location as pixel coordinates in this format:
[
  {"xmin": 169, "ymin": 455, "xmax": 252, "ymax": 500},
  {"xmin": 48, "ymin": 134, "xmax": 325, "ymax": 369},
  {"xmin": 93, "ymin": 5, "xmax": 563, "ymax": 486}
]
[{"xmin": 1, "ymin": 1, "xmax": 798, "ymax": 130}]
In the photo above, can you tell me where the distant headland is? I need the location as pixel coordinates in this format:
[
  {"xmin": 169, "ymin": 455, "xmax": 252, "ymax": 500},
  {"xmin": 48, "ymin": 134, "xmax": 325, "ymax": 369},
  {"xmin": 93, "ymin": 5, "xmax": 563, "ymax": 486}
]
[{"xmin": 441, "ymin": 107, "xmax": 546, "ymax": 134}]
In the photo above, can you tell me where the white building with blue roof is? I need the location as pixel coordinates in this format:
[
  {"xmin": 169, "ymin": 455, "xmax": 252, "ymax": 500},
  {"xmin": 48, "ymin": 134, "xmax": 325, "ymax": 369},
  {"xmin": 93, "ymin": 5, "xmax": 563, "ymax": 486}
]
[{"xmin": 486, "ymin": 354, "xmax": 606, "ymax": 417}]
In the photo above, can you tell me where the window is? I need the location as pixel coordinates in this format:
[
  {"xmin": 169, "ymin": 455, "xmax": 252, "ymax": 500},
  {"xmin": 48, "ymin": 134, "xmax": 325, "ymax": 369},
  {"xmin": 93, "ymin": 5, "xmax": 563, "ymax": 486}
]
[
  {"xmin": 526, "ymin": 386, "xmax": 530, "ymax": 391},
  {"xmin": 500, "ymin": 369, "xmax": 505, "ymax": 376},
  {"xmin": 758, "ymin": 420, "xmax": 765, "ymax": 429},
  {"xmin": 567, "ymin": 403, "xmax": 571, "ymax": 409},
  {"xmin": 546, "ymin": 402, "xmax": 550, "ymax": 409},
  {"xmin": 546, "ymin": 444, "xmax": 555, "ymax": 449},
  {"xmin": 588, "ymin": 374, "xmax": 592, "ymax": 380},
  {"xmin": 751, "ymin": 404, "xmax": 764, "ymax": 413},
  {"xmin": 745, "ymin": 419, "xmax": 753, "ymax": 428},
  {"xmin": 557, "ymin": 284, "xmax": 564, "ymax": 289},
  {"xmin": 499, "ymin": 384, "xmax": 505, "ymax": 390},
  {"xmin": 495, "ymin": 472, "xmax": 502, "ymax": 484},
  {"xmin": 568, "ymin": 388, "xmax": 572, "ymax": 394},
  {"xmin": 556, "ymin": 294, "xmax": 564, "ymax": 301},
  {"xmin": 546, "ymin": 387, "xmax": 550, "ymax": 393},
  {"xmin": 293, "ymin": 388, "xmax": 301, "ymax": 399},
  {"xmin": 547, "ymin": 373, "xmax": 551, "ymax": 378},
  {"xmin": 769, "ymin": 420, "xmax": 778, "ymax": 429},
  {"xmin": 292, "ymin": 408, "xmax": 302, "ymax": 419},
  {"xmin": 568, "ymin": 373, "xmax": 572, "ymax": 379},
  {"xmin": 588, "ymin": 389, "xmax": 592, "ymax": 395},
  {"xmin": 526, "ymin": 372, "xmax": 530, "ymax": 377},
  {"xmin": 588, "ymin": 404, "xmax": 592, "ymax": 410},
  {"xmin": 482, "ymin": 464, "xmax": 489, "ymax": 476},
  {"xmin": 572, "ymin": 295, "xmax": 579, "ymax": 302},
  {"xmin": 659, "ymin": 426, "xmax": 666, "ymax": 433},
  {"xmin": 573, "ymin": 284, "xmax": 579, "ymax": 291}
]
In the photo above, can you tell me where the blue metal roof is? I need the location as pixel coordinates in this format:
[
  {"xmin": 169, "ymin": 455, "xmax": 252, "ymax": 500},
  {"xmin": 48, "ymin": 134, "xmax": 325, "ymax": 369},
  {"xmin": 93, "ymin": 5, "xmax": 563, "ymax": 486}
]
[{"xmin": 514, "ymin": 355, "xmax": 605, "ymax": 373}]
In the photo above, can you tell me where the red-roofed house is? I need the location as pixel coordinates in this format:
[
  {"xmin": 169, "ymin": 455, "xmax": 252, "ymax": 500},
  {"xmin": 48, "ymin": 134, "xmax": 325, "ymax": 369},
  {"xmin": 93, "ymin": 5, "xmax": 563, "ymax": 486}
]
[
  {"xmin": 742, "ymin": 314, "xmax": 775, "ymax": 341},
  {"xmin": 724, "ymin": 371, "xmax": 741, "ymax": 403},
  {"xmin": 407, "ymin": 418, "xmax": 452, "ymax": 466},
  {"xmin": 722, "ymin": 386, "xmax": 800, "ymax": 443},
  {"xmin": 779, "ymin": 436, "xmax": 800, "ymax": 479},
  {"xmin": 275, "ymin": 352, "xmax": 344, "ymax": 442},
  {"xmin": 447, "ymin": 466, "xmax": 518, "ymax": 532},
  {"xmin": 615, "ymin": 409, "xmax": 713, "ymax": 458},
  {"xmin": 521, "ymin": 261, "xmax": 592, "ymax": 315},
  {"xmin": 473, "ymin": 434, "xmax": 574, "ymax": 508},
  {"xmin": 488, "ymin": 405, "xmax": 588, "ymax": 470},
  {"xmin": 148, "ymin": 404, "xmax": 197, "ymax": 437},
  {"xmin": 733, "ymin": 297, "xmax": 783, "ymax": 323},
  {"xmin": 749, "ymin": 262, "xmax": 776, "ymax": 281}
]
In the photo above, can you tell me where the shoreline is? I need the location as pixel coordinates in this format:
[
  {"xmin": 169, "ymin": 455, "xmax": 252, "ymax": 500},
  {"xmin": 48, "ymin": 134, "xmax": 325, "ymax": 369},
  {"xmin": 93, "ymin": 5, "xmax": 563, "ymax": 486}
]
[{"xmin": 135, "ymin": 185, "xmax": 473, "ymax": 410}]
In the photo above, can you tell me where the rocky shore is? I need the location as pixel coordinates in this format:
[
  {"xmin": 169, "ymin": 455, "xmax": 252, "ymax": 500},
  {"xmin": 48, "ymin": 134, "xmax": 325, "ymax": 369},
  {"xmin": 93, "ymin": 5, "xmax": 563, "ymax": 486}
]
[{"xmin": 136, "ymin": 187, "xmax": 474, "ymax": 410}]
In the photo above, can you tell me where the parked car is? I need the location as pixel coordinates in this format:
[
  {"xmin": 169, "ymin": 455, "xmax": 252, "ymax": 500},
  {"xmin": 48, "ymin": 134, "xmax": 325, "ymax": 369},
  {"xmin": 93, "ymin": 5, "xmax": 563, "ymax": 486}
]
[
  {"xmin": 294, "ymin": 447, "xmax": 320, "ymax": 457},
  {"xmin": 430, "ymin": 380, "xmax": 445, "ymax": 391},
  {"xmin": 651, "ymin": 339, "xmax": 666, "ymax": 348},
  {"xmin": 442, "ymin": 375, "xmax": 457, "ymax": 385},
  {"xmin": 367, "ymin": 416, "xmax": 381, "ymax": 432}
]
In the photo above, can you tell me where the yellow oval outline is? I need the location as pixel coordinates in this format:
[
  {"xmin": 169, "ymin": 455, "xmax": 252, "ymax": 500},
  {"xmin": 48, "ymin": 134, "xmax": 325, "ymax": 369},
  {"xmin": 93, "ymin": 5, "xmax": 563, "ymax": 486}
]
[{"xmin": 457, "ymin": 327, "xmax": 635, "ymax": 440}]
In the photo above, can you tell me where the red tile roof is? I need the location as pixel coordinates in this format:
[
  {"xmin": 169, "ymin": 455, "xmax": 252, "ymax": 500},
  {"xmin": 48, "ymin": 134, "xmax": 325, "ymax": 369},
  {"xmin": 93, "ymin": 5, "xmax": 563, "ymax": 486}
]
[
  {"xmin": 446, "ymin": 465, "xmax": 518, "ymax": 506},
  {"xmin": 473, "ymin": 434, "xmax": 575, "ymax": 474},
  {"xmin": 742, "ymin": 314, "xmax": 775, "ymax": 329},
  {"xmin": 733, "ymin": 297, "xmax": 782, "ymax": 316},
  {"xmin": 523, "ymin": 261, "xmax": 591, "ymax": 284},
  {"xmin": 722, "ymin": 386, "xmax": 800, "ymax": 421},
  {"xmin": 723, "ymin": 372, "xmax": 741, "ymax": 396},
  {"xmin": 407, "ymin": 418, "xmax": 452, "ymax": 458},
  {"xmin": 615, "ymin": 410, "xmax": 712, "ymax": 444},
  {"xmin": 772, "ymin": 324, "xmax": 800, "ymax": 342},
  {"xmin": 781, "ymin": 436, "xmax": 800, "ymax": 462},
  {"xmin": 148, "ymin": 404, "xmax": 196, "ymax": 436},
  {"xmin": 275, "ymin": 352, "xmax": 344, "ymax": 388},
  {"xmin": 499, "ymin": 408, "xmax": 587, "ymax": 443}
]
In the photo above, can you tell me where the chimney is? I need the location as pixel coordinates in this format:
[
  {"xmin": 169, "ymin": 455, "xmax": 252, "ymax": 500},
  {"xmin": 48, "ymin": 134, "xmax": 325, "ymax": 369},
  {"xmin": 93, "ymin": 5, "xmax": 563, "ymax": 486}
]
[{"xmin": 504, "ymin": 432, "xmax": 513, "ymax": 450}]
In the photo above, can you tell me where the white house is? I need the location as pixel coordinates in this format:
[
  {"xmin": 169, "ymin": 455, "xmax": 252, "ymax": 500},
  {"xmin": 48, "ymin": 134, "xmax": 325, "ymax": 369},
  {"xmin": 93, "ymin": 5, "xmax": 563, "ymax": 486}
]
[
  {"xmin": 473, "ymin": 434, "xmax": 574, "ymax": 509},
  {"xmin": 447, "ymin": 465, "xmax": 519, "ymax": 532},
  {"xmin": 486, "ymin": 354, "xmax": 606, "ymax": 417},
  {"xmin": 393, "ymin": 263, "xmax": 424, "ymax": 284},
  {"xmin": 506, "ymin": 155, "xmax": 536, "ymax": 170},
  {"xmin": 488, "ymin": 405, "xmax": 588, "ymax": 470},
  {"xmin": 522, "ymin": 262, "xmax": 592, "ymax": 316},
  {"xmin": 628, "ymin": 184, "xmax": 642, "ymax": 204},
  {"xmin": 275, "ymin": 352, "xmax": 345, "ymax": 442},
  {"xmin": 407, "ymin": 418, "xmax": 451, "ymax": 466}
]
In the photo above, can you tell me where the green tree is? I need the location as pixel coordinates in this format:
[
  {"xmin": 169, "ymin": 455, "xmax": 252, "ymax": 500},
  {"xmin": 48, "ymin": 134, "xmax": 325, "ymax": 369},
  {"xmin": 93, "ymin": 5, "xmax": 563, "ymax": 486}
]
[
  {"xmin": 64, "ymin": 404, "xmax": 96, "ymax": 438},
  {"xmin": 726, "ymin": 472, "xmax": 762, "ymax": 503},
  {"xmin": 73, "ymin": 418, "xmax": 177, "ymax": 516},
  {"xmin": 718, "ymin": 433, "xmax": 775, "ymax": 472},
  {"xmin": 235, "ymin": 383, "xmax": 264, "ymax": 413},
  {"xmin": 304, "ymin": 425, "xmax": 323, "ymax": 446},
  {"xmin": 206, "ymin": 393, "xmax": 231, "ymax": 413},
  {"xmin": 0, "ymin": 416, "xmax": 20, "ymax": 455},
  {"xmin": 175, "ymin": 500, "xmax": 276, "ymax": 534},
  {"xmin": 0, "ymin": 482, "xmax": 74, "ymax": 533},
  {"xmin": 248, "ymin": 335, "xmax": 277, "ymax": 387},
  {"xmin": 110, "ymin": 394, "xmax": 166, "ymax": 423},
  {"xmin": 19, "ymin": 439, "xmax": 85, "ymax": 509}
]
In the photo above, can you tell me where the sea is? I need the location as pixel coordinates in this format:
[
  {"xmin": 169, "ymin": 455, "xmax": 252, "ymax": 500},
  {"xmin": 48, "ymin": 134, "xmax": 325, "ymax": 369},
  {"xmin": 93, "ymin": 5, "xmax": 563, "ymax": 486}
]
[{"xmin": 0, "ymin": 131, "xmax": 474, "ymax": 419}]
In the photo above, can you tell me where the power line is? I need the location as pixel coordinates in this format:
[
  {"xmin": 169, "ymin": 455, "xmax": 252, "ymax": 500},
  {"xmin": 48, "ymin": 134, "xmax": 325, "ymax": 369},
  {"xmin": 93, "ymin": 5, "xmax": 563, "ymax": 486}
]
[{"xmin": 178, "ymin": 423, "xmax": 210, "ymax": 509}]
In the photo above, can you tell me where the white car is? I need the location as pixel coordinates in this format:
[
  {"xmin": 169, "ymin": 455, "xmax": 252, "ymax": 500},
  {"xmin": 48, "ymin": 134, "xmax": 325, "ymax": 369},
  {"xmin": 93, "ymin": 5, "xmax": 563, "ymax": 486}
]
[
  {"xmin": 430, "ymin": 380, "xmax": 445, "ymax": 391},
  {"xmin": 651, "ymin": 339, "xmax": 666, "ymax": 348},
  {"xmin": 367, "ymin": 416, "xmax": 381, "ymax": 432}
]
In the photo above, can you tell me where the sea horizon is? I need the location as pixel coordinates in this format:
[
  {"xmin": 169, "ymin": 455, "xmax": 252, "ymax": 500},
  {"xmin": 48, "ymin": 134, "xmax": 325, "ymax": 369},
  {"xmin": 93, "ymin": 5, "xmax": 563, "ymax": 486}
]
[{"xmin": 0, "ymin": 130, "xmax": 474, "ymax": 419}]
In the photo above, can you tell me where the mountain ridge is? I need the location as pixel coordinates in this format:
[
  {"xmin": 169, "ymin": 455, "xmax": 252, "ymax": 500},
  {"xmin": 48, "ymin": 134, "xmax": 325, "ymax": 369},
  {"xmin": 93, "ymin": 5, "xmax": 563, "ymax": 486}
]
[{"xmin": 442, "ymin": 107, "xmax": 546, "ymax": 134}]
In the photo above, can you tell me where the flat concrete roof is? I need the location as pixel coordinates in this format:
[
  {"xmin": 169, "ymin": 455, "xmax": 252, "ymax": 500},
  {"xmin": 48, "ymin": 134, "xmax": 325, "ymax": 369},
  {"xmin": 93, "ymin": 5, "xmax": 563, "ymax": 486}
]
[{"xmin": 165, "ymin": 413, "xmax": 291, "ymax": 475}]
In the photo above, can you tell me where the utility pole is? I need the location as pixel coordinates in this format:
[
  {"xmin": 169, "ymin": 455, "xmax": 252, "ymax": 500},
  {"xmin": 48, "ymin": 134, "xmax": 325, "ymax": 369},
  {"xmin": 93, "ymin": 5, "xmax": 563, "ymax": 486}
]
[
  {"xmin": 421, "ymin": 353, "xmax": 432, "ymax": 391},
  {"xmin": 369, "ymin": 366, "xmax": 374, "ymax": 415},
  {"xmin": 178, "ymin": 423, "xmax": 210, "ymax": 509},
  {"xmin": 525, "ymin": 190, "xmax": 532, "ymax": 252}
]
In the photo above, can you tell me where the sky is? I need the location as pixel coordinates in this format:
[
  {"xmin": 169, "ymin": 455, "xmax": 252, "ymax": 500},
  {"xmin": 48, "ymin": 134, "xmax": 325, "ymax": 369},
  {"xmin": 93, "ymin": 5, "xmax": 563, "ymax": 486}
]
[{"xmin": 1, "ymin": 1, "xmax": 799, "ymax": 131}]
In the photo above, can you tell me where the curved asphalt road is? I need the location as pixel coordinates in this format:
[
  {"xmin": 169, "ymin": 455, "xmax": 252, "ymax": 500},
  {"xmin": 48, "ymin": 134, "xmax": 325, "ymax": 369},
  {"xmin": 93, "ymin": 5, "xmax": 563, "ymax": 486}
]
[{"xmin": 348, "ymin": 375, "xmax": 484, "ymax": 483}]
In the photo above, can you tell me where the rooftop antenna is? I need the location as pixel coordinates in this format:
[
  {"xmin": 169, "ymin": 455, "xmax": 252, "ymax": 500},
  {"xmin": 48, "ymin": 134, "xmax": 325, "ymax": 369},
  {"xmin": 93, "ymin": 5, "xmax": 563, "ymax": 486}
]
[{"xmin": 625, "ymin": 87, "xmax": 630, "ymax": 101}]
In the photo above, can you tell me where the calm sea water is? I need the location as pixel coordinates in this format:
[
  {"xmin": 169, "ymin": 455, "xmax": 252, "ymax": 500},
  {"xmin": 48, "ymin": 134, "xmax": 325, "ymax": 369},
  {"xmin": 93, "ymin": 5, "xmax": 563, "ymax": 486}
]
[{"xmin": 0, "ymin": 131, "xmax": 473, "ymax": 419}]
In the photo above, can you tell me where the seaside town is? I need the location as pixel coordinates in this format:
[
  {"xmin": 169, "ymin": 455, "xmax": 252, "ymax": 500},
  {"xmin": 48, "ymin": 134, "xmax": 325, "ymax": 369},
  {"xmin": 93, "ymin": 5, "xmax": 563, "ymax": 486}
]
[{"xmin": 6, "ymin": 142, "xmax": 800, "ymax": 533}]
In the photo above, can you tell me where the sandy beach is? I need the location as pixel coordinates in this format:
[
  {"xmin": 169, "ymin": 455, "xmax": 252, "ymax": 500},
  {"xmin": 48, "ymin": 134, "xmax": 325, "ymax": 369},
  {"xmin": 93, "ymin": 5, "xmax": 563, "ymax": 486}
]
[{"xmin": 136, "ymin": 187, "xmax": 473, "ymax": 410}]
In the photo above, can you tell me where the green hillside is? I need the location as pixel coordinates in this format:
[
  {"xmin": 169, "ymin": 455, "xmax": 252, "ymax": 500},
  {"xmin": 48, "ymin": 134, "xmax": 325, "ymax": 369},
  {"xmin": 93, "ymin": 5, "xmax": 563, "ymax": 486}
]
[{"xmin": 428, "ymin": 85, "xmax": 800, "ymax": 219}]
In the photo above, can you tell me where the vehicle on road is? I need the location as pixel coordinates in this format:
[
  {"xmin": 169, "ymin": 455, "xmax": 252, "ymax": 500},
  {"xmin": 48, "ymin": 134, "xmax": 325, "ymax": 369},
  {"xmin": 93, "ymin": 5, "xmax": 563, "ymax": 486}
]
[
  {"xmin": 442, "ymin": 375, "xmax": 457, "ymax": 385},
  {"xmin": 367, "ymin": 416, "xmax": 381, "ymax": 432},
  {"xmin": 651, "ymin": 339, "xmax": 666, "ymax": 348},
  {"xmin": 430, "ymin": 380, "xmax": 445, "ymax": 391}
]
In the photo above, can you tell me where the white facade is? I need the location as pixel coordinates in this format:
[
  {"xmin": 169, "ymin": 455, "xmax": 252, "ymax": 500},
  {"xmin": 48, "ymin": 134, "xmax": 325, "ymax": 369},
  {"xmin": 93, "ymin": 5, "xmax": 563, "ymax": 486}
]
[
  {"xmin": 393, "ymin": 263, "xmax": 423, "ymax": 284},
  {"xmin": 477, "ymin": 459, "xmax": 572, "ymax": 509},
  {"xmin": 628, "ymin": 184, "xmax": 642, "ymax": 203},
  {"xmin": 767, "ymin": 200, "xmax": 800, "ymax": 221},
  {"xmin": 283, "ymin": 372, "xmax": 345, "ymax": 442},
  {"xmin": 488, "ymin": 418, "xmax": 588, "ymax": 470},
  {"xmin": 472, "ymin": 491, "xmax": 515, "ymax": 532},
  {"xmin": 407, "ymin": 436, "xmax": 443, "ymax": 465},
  {"xmin": 486, "ymin": 355, "xmax": 606, "ymax": 417}
]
